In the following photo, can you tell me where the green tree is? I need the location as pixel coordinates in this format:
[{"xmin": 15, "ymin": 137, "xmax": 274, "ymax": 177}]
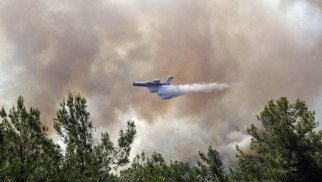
[
  {"xmin": 235, "ymin": 97, "xmax": 322, "ymax": 181},
  {"xmin": 120, "ymin": 152, "xmax": 169, "ymax": 181},
  {"xmin": 197, "ymin": 146, "xmax": 230, "ymax": 182},
  {"xmin": 120, "ymin": 152, "xmax": 199, "ymax": 182},
  {"xmin": 168, "ymin": 160, "xmax": 200, "ymax": 181},
  {"xmin": 54, "ymin": 93, "xmax": 136, "ymax": 181},
  {"xmin": 92, "ymin": 121, "xmax": 136, "ymax": 181},
  {"xmin": 0, "ymin": 96, "xmax": 62, "ymax": 181},
  {"xmin": 120, "ymin": 147, "xmax": 230, "ymax": 182}
]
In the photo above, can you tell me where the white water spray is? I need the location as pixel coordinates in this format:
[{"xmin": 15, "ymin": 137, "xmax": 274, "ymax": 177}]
[{"xmin": 157, "ymin": 82, "xmax": 231, "ymax": 99}]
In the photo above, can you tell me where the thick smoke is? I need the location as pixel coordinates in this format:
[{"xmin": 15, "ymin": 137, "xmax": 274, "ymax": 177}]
[
  {"xmin": 0, "ymin": 0, "xmax": 322, "ymax": 167},
  {"xmin": 158, "ymin": 82, "xmax": 231, "ymax": 99}
]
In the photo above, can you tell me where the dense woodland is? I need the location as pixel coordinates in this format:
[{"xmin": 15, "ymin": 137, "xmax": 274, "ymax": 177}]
[{"xmin": 0, "ymin": 94, "xmax": 321, "ymax": 181}]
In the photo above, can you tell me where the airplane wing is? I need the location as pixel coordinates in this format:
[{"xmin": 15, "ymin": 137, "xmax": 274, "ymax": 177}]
[{"xmin": 148, "ymin": 87, "xmax": 159, "ymax": 93}]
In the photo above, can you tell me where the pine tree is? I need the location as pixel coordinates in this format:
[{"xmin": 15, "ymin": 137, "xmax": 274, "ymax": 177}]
[
  {"xmin": 54, "ymin": 93, "xmax": 136, "ymax": 181},
  {"xmin": 0, "ymin": 96, "xmax": 62, "ymax": 181},
  {"xmin": 235, "ymin": 97, "xmax": 322, "ymax": 181},
  {"xmin": 198, "ymin": 146, "xmax": 230, "ymax": 182}
]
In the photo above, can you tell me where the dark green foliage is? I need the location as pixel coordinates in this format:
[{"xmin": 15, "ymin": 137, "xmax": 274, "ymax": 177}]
[
  {"xmin": 0, "ymin": 96, "xmax": 62, "ymax": 181},
  {"xmin": 120, "ymin": 147, "xmax": 230, "ymax": 182},
  {"xmin": 198, "ymin": 146, "xmax": 230, "ymax": 182},
  {"xmin": 92, "ymin": 121, "xmax": 136, "ymax": 181},
  {"xmin": 0, "ymin": 94, "xmax": 136, "ymax": 181},
  {"xmin": 54, "ymin": 94, "xmax": 96, "ymax": 180},
  {"xmin": 54, "ymin": 93, "xmax": 136, "ymax": 181},
  {"xmin": 168, "ymin": 160, "xmax": 200, "ymax": 181},
  {"xmin": 235, "ymin": 97, "xmax": 322, "ymax": 181},
  {"xmin": 119, "ymin": 152, "xmax": 200, "ymax": 182},
  {"xmin": 1, "ymin": 95, "xmax": 321, "ymax": 181}
]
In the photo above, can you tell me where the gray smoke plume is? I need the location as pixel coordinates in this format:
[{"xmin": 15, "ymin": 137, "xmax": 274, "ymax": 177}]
[
  {"xmin": 158, "ymin": 82, "xmax": 231, "ymax": 99},
  {"xmin": 1, "ymin": 0, "xmax": 322, "ymax": 167}
]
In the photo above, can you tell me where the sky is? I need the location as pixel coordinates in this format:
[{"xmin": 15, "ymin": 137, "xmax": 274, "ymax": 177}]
[{"xmin": 0, "ymin": 0, "xmax": 322, "ymax": 167}]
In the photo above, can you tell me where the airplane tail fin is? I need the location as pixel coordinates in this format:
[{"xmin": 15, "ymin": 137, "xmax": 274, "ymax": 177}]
[{"xmin": 165, "ymin": 76, "xmax": 174, "ymax": 85}]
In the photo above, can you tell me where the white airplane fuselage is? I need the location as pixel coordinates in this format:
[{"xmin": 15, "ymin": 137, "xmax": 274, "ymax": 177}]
[{"xmin": 132, "ymin": 76, "xmax": 174, "ymax": 95}]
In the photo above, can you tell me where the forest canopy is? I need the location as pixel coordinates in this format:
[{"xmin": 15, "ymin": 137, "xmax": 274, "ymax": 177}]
[{"xmin": 0, "ymin": 94, "xmax": 321, "ymax": 181}]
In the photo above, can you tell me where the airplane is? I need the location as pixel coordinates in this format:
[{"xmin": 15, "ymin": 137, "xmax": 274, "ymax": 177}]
[{"xmin": 132, "ymin": 76, "xmax": 174, "ymax": 94}]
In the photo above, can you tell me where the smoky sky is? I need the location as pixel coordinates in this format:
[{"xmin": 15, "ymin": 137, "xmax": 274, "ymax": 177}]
[{"xmin": 1, "ymin": 0, "xmax": 322, "ymax": 166}]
